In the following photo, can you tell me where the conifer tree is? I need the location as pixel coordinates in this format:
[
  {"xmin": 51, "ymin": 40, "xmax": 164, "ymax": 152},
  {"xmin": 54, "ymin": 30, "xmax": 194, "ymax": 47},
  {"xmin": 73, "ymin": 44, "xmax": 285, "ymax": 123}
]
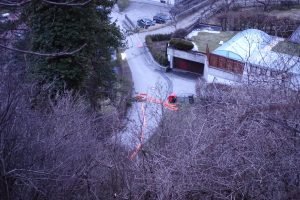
[{"xmin": 26, "ymin": 0, "xmax": 123, "ymax": 92}]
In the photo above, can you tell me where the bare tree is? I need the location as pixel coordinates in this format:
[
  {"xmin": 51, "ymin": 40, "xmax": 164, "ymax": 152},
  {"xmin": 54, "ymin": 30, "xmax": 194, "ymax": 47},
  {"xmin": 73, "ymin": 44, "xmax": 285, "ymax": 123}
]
[
  {"xmin": 0, "ymin": 53, "xmax": 132, "ymax": 200},
  {"xmin": 128, "ymin": 80, "xmax": 300, "ymax": 199},
  {"xmin": 256, "ymin": 0, "xmax": 271, "ymax": 11},
  {"xmin": 0, "ymin": 0, "xmax": 93, "ymax": 7}
]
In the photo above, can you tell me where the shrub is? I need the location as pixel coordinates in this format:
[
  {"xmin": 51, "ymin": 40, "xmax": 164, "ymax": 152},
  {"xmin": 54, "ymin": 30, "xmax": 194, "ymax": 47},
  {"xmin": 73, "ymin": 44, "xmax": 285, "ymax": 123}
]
[
  {"xmin": 145, "ymin": 35, "xmax": 153, "ymax": 45},
  {"xmin": 154, "ymin": 53, "xmax": 169, "ymax": 66},
  {"xmin": 145, "ymin": 34, "xmax": 170, "ymax": 66},
  {"xmin": 280, "ymin": 1, "xmax": 296, "ymax": 8},
  {"xmin": 171, "ymin": 29, "xmax": 188, "ymax": 39},
  {"xmin": 169, "ymin": 38, "xmax": 194, "ymax": 51},
  {"xmin": 231, "ymin": 5, "xmax": 241, "ymax": 11},
  {"xmin": 151, "ymin": 33, "xmax": 172, "ymax": 41},
  {"xmin": 117, "ymin": 0, "xmax": 130, "ymax": 12}
]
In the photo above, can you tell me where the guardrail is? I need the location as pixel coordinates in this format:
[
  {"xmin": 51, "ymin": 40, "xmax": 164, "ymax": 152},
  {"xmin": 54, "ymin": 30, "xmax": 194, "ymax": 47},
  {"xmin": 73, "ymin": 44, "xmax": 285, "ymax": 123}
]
[{"xmin": 125, "ymin": 14, "xmax": 136, "ymax": 29}]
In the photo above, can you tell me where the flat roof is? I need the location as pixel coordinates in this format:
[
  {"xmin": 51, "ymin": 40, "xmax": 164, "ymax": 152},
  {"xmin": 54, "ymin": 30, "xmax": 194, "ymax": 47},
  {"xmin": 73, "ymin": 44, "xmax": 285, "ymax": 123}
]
[{"xmin": 187, "ymin": 30, "xmax": 236, "ymax": 53}]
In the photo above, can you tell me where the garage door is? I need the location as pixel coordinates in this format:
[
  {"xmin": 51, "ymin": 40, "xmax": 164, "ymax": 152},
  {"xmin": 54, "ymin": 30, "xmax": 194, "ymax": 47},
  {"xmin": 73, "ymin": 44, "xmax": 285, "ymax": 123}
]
[{"xmin": 173, "ymin": 57, "xmax": 204, "ymax": 74}]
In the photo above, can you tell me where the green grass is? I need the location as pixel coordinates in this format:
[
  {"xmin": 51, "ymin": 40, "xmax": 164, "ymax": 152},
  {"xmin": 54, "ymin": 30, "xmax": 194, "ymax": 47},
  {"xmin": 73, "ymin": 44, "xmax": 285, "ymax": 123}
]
[
  {"xmin": 191, "ymin": 31, "xmax": 237, "ymax": 53},
  {"xmin": 272, "ymin": 40, "xmax": 300, "ymax": 56}
]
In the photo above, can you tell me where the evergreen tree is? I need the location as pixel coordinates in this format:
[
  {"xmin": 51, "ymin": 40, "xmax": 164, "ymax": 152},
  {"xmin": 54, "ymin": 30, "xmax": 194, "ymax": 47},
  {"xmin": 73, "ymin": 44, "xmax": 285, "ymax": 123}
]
[{"xmin": 26, "ymin": 0, "xmax": 123, "ymax": 93}]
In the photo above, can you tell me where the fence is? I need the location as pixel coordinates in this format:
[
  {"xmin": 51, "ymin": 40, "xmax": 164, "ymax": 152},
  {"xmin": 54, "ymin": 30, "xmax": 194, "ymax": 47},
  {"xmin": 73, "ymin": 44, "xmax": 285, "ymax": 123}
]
[
  {"xmin": 233, "ymin": 0, "xmax": 300, "ymax": 7},
  {"xmin": 124, "ymin": 14, "xmax": 135, "ymax": 29},
  {"xmin": 208, "ymin": 53, "xmax": 244, "ymax": 74}
]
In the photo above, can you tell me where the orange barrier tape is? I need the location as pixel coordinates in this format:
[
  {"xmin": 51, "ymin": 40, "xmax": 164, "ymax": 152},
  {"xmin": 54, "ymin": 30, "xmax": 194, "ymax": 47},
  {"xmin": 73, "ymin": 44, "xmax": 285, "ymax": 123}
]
[
  {"xmin": 130, "ymin": 103, "xmax": 146, "ymax": 160},
  {"xmin": 130, "ymin": 143, "xmax": 142, "ymax": 160},
  {"xmin": 134, "ymin": 93, "xmax": 178, "ymax": 111},
  {"xmin": 130, "ymin": 95, "xmax": 178, "ymax": 160}
]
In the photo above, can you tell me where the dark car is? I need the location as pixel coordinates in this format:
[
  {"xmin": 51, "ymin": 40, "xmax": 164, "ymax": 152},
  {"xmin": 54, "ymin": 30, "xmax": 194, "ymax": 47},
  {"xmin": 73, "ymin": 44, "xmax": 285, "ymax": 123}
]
[
  {"xmin": 137, "ymin": 18, "xmax": 155, "ymax": 29},
  {"xmin": 153, "ymin": 13, "xmax": 171, "ymax": 24}
]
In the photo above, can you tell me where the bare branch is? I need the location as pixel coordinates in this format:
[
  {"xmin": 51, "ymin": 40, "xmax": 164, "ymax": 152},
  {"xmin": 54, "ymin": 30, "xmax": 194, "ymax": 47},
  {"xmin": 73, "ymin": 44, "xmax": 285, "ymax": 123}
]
[
  {"xmin": 0, "ymin": 0, "xmax": 31, "ymax": 7},
  {"xmin": 0, "ymin": 0, "xmax": 93, "ymax": 7},
  {"xmin": 0, "ymin": 43, "xmax": 87, "ymax": 57},
  {"xmin": 42, "ymin": 0, "xmax": 93, "ymax": 6}
]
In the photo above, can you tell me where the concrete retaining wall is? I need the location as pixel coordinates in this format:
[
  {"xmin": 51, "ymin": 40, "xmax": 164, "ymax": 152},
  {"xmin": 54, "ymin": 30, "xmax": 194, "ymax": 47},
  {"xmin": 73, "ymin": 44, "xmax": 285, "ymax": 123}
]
[
  {"xmin": 167, "ymin": 48, "xmax": 206, "ymax": 64},
  {"xmin": 208, "ymin": 67, "xmax": 243, "ymax": 82}
]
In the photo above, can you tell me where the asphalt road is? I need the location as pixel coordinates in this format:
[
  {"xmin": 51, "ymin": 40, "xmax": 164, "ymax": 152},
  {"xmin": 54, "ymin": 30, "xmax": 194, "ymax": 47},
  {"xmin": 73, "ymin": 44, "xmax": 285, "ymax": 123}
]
[{"xmin": 111, "ymin": 2, "xmax": 198, "ymax": 148}]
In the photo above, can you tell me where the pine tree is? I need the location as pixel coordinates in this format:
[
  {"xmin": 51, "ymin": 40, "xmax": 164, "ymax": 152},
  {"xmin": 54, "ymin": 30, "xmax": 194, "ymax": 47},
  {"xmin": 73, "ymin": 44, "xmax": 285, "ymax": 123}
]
[{"xmin": 26, "ymin": 0, "xmax": 123, "ymax": 93}]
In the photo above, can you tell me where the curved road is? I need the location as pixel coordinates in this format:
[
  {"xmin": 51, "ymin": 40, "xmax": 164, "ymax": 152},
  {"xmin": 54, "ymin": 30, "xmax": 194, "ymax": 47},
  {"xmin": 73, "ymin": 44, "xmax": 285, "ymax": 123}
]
[
  {"xmin": 111, "ymin": 5, "xmax": 198, "ymax": 148},
  {"xmin": 125, "ymin": 24, "xmax": 197, "ymax": 97}
]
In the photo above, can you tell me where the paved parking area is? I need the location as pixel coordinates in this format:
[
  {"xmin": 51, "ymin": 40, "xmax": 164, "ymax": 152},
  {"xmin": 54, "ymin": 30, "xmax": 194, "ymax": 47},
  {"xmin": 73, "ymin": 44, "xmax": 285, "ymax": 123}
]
[{"xmin": 123, "ymin": 1, "xmax": 171, "ymax": 25}]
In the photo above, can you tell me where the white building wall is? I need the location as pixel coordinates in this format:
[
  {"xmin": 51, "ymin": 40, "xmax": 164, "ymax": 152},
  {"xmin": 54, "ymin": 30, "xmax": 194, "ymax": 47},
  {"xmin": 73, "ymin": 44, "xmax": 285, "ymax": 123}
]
[
  {"xmin": 203, "ymin": 56, "xmax": 209, "ymax": 80},
  {"xmin": 167, "ymin": 48, "xmax": 206, "ymax": 64},
  {"xmin": 208, "ymin": 67, "xmax": 243, "ymax": 82}
]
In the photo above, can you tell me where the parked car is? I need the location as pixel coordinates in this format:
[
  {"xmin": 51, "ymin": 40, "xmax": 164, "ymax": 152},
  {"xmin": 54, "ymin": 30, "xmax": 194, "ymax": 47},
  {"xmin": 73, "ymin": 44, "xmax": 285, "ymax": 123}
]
[
  {"xmin": 153, "ymin": 13, "xmax": 171, "ymax": 24},
  {"xmin": 137, "ymin": 18, "xmax": 155, "ymax": 29}
]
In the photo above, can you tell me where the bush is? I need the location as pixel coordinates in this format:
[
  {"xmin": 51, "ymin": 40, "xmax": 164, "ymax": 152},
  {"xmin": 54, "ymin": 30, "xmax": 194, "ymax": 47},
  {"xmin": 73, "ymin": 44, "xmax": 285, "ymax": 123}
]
[
  {"xmin": 171, "ymin": 29, "xmax": 188, "ymax": 39},
  {"xmin": 145, "ymin": 34, "xmax": 170, "ymax": 66},
  {"xmin": 280, "ymin": 1, "xmax": 297, "ymax": 8},
  {"xmin": 117, "ymin": 0, "xmax": 130, "ymax": 12},
  {"xmin": 151, "ymin": 33, "xmax": 172, "ymax": 41},
  {"xmin": 169, "ymin": 38, "xmax": 194, "ymax": 51},
  {"xmin": 145, "ymin": 35, "xmax": 153, "ymax": 45},
  {"xmin": 232, "ymin": 6, "xmax": 240, "ymax": 11},
  {"xmin": 154, "ymin": 53, "xmax": 169, "ymax": 66}
]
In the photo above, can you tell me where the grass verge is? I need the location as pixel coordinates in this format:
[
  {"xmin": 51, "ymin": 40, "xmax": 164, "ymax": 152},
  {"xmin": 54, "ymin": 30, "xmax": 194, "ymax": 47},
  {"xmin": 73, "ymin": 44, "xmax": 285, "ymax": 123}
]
[
  {"xmin": 191, "ymin": 31, "xmax": 236, "ymax": 52},
  {"xmin": 272, "ymin": 40, "xmax": 300, "ymax": 56}
]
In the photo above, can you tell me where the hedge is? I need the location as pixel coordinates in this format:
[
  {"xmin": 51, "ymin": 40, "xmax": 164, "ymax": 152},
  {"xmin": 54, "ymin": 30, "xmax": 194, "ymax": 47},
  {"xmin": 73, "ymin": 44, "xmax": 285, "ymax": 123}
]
[
  {"xmin": 151, "ymin": 33, "xmax": 172, "ymax": 41},
  {"xmin": 169, "ymin": 38, "xmax": 194, "ymax": 51},
  {"xmin": 145, "ymin": 34, "xmax": 171, "ymax": 66},
  {"xmin": 171, "ymin": 29, "xmax": 188, "ymax": 39}
]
